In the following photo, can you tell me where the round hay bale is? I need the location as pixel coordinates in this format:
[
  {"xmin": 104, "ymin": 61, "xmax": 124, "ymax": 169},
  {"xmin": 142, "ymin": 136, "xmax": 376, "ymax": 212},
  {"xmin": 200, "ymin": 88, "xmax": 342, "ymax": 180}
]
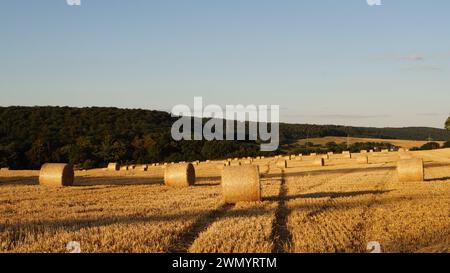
[
  {"xmin": 243, "ymin": 160, "xmax": 252, "ymax": 165},
  {"xmin": 342, "ymin": 151, "xmax": 352, "ymax": 158},
  {"xmin": 357, "ymin": 156, "xmax": 369, "ymax": 164},
  {"xmin": 327, "ymin": 152, "xmax": 334, "ymax": 155},
  {"xmin": 222, "ymin": 165, "xmax": 261, "ymax": 204},
  {"xmin": 107, "ymin": 163, "xmax": 119, "ymax": 171},
  {"xmin": 310, "ymin": 153, "xmax": 317, "ymax": 156},
  {"xmin": 231, "ymin": 161, "xmax": 242, "ymax": 167},
  {"xmin": 138, "ymin": 165, "xmax": 148, "ymax": 171},
  {"xmin": 39, "ymin": 163, "xmax": 74, "ymax": 187},
  {"xmin": 0, "ymin": 167, "xmax": 10, "ymax": 171},
  {"xmin": 164, "ymin": 163, "xmax": 196, "ymax": 187},
  {"xmin": 314, "ymin": 158, "xmax": 325, "ymax": 166},
  {"xmin": 217, "ymin": 162, "xmax": 228, "ymax": 170},
  {"xmin": 120, "ymin": 165, "xmax": 129, "ymax": 171},
  {"xmin": 397, "ymin": 159, "xmax": 424, "ymax": 182},
  {"xmin": 276, "ymin": 160, "xmax": 287, "ymax": 169}
]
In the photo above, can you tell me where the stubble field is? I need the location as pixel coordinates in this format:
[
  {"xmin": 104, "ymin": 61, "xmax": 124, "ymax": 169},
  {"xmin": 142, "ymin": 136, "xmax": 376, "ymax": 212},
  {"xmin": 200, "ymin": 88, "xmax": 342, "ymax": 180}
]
[{"xmin": 1, "ymin": 149, "xmax": 449, "ymax": 253}]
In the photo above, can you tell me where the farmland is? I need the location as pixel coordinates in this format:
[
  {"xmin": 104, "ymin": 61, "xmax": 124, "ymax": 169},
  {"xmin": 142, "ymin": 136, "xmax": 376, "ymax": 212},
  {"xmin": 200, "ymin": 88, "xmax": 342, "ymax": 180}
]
[
  {"xmin": 295, "ymin": 136, "xmax": 446, "ymax": 149},
  {"xmin": 1, "ymin": 149, "xmax": 450, "ymax": 253}
]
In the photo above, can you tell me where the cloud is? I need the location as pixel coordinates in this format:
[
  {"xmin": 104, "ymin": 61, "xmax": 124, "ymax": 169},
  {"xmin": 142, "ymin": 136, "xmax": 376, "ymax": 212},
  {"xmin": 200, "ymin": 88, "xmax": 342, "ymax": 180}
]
[
  {"xmin": 398, "ymin": 54, "xmax": 424, "ymax": 61},
  {"xmin": 284, "ymin": 114, "xmax": 391, "ymax": 119},
  {"xmin": 407, "ymin": 65, "xmax": 443, "ymax": 72},
  {"xmin": 372, "ymin": 53, "xmax": 425, "ymax": 62},
  {"xmin": 416, "ymin": 112, "xmax": 445, "ymax": 117}
]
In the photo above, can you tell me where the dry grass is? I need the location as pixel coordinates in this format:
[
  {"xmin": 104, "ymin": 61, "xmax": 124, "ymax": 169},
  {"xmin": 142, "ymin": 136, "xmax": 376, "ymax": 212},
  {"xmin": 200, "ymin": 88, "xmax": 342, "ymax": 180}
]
[{"xmin": 1, "ymin": 150, "xmax": 450, "ymax": 253}]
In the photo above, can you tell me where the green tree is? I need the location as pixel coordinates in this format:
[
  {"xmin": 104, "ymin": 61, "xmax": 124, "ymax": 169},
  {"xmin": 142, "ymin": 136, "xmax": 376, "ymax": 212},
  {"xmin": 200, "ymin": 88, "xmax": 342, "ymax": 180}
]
[
  {"xmin": 325, "ymin": 142, "xmax": 338, "ymax": 152},
  {"xmin": 25, "ymin": 138, "xmax": 51, "ymax": 169},
  {"xmin": 97, "ymin": 135, "xmax": 127, "ymax": 163},
  {"xmin": 446, "ymin": 117, "xmax": 450, "ymax": 130},
  {"xmin": 420, "ymin": 142, "xmax": 441, "ymax": 150}
]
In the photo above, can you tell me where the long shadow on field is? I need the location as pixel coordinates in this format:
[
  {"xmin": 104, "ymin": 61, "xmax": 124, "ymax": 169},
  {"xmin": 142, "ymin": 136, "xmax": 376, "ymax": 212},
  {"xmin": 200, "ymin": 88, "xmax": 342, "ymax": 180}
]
[
  {"xmin": 193, "ymin": 182, "xmax": 221, "ymax": 187},
  {"xmin": 0, "ymin": 176, "xmax": 38, "ymax": 186},
  {"xmin": 270, "ymin": 170, "xmax": 293, "ymax": 253},
  {"xmin": 74, "ymin": 176, "xmax": 164, "ymax": 186},
  {"xmin": 2, "ymin": 194, "xmax": 426, "ymax": 244},
  {"xmin": 426, "ymin": 176, "xmax": 450, "ymax": 182},
  {"xmin": 263, "ymin": 166, "xmax": 395, "ymax": 180},
  {"xmin": 166, "ymin": 203, "xmax": 234, "ymax": 253},
  {"xmin": 425, "ymin": 162, "xmax": 450, "ymax": 168},
  {"xmin": 265, "ymin": 190, "xmax": 392, "ymax": 202},
  {"xmin": 195, "ymin": 176, "xmax": 221, "ymax": 183}
]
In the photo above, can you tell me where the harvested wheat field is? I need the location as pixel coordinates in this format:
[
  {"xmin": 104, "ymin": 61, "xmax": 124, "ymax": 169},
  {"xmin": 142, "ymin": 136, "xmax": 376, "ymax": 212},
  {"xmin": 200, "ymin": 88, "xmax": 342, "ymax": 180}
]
[
  {"xmin": 296, "ymin": 136, "xmax": 445, "ymax": 149},
  {"xmin": 1, "ymin": 149, "xmax": 449, "ymax": 253}
]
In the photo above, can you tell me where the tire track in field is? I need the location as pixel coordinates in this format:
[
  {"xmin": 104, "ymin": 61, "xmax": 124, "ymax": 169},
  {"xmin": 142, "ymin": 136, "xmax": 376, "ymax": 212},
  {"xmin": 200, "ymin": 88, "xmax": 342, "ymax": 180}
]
[
  {"xmin": 166, "ymin": 203, "xmax": 234, "ymax": 253},
  {"xmin": 170, "ymin": 159, "xmax": 275, "ymax": 253},
  {"xmin": 302, "ymin": 163, "xmax": 389, "ymax": 252},
  {"xmin": 291, "ymin": 167, "xmax": 376, "ymax": 221},
  {"xmin": 287, "ymin": 165, "xmax": 393, "ymax": 252},
  {"xmin": 345, "ymin": 165, "xmax": 394, "ymax": 252},
  {"xmin": 272, "ymin": 167, "xmax": 371, "ymax": 252},
  {"xmin": 334, "ymin": 167, "xmax": 392, "ymax": 252}
]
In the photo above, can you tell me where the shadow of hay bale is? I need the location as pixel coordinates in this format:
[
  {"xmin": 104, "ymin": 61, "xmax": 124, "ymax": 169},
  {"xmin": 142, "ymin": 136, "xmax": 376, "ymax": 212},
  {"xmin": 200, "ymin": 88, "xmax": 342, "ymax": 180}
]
[
  {"xmin": 0, "ymin": 176, "xmax": 39, "ymax": 186},
  {"xmin": 74, "ymin": 176, "xmax": 164, "ymax": 186}
]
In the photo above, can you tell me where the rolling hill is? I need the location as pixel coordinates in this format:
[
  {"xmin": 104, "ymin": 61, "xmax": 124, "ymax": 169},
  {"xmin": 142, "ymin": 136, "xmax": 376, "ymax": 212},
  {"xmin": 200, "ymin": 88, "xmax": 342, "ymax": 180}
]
[{"xmin": 0, "ymin": 106, "xmax": 449, "ymax": 169}]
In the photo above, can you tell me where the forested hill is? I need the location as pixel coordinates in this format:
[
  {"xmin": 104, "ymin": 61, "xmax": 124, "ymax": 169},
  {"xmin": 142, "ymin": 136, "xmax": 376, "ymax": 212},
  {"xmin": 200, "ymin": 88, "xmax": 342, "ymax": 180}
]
[
  {"xmin": 1, "ymin": 106, "xmax": 449, "ymax": 169},
  {"xmin": 279, "ymin": 124, "xmax": 450, "ymax": 144}
]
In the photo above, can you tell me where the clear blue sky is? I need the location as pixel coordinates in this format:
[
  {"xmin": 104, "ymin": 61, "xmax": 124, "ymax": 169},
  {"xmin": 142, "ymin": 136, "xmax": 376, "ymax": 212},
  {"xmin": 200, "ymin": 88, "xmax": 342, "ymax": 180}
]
[{"xmin": 1, "ymin": 0, "xmax": 449, "ymax": 128}]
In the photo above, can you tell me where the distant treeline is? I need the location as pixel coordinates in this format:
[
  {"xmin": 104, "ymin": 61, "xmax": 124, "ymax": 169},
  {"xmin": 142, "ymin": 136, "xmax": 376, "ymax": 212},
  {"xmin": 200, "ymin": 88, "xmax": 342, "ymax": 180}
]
[
  {"xmin": 279, "ymin": 124, "xmax": 450, "ymax": 144},
  {"xmin": 1, "ymin": 106, "xmax": 449, "ymax": 170}
]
